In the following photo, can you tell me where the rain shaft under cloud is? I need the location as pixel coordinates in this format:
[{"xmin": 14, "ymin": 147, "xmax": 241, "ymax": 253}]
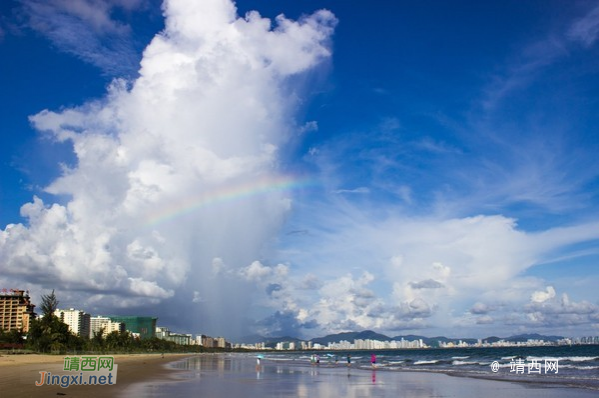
[{"xmin": 0, "ymin": 0, "xmax": 337, "ymax": 337}]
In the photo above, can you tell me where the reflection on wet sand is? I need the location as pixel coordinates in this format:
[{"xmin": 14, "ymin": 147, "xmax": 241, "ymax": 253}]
[{"xmin": 126, "ymin": 354, "xmax": 599, "ymax": 398}]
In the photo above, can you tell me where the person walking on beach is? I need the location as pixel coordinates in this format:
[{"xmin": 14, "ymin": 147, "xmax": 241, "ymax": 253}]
[
  {"xmin": 347, "ymin": 354, "xmax": 351, "ymax": 367},
  {"xmin": 371, "ymin": 353, "xmax": 377, "ymax": 368}
]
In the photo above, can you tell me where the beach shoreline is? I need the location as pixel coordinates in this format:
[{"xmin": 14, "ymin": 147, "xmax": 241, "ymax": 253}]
[
  {"xmin": 3, "ymin": 352, "xmax": 598, "ymax": 397},
  {"xmin": 127, "ymin": 354, "xmax": 599, "ymax": 398},
  {"xmin": 0, "ymin": 352, "xmax": 193, "ymax": 397}
]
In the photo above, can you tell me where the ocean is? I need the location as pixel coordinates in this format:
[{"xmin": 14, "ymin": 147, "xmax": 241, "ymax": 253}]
[
  {"xmin": 237, "ymin": 345, "xmax": 599, "ymax": 390},
  {"xmin": 125, "ymin": 346, "xmax": 599, "ymax": 397}
]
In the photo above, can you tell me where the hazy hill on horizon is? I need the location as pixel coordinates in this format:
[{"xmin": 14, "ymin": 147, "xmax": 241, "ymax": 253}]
[{"xmin": 238, "ymin": 330, "xmax": 565, "ymax": 347}]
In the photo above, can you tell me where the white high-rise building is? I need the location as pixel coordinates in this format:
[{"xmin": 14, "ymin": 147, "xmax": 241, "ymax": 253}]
[
  {"xmin": 89, "ymin": 315, "xmax": 124, "ymax": 338},
  {"xmin": 54, "ymin": 308, "xmax": 90, "ymax": 337},
  {"xmin": 192, "ymin": 335, "xmax": 203, "ymax": 345}
]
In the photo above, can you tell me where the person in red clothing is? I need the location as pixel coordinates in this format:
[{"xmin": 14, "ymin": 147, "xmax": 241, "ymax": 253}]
[{"xmin": 371, "ymin": 353, "xmax": 377, "ymax": 368}]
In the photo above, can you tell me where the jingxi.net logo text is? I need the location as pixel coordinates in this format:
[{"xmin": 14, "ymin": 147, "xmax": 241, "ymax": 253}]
[{"xmin": 35, "ymin": 356, "xmax": 118, "ymax": 388}]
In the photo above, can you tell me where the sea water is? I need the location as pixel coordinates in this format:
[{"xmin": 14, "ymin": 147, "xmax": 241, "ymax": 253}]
[
  {"xmin": 128, "ymin": 345, "xmax": 599, "ymax": 397},
  {"xmin": 239, "ymin": 345, "xmax": 599, "ymax": 390}
]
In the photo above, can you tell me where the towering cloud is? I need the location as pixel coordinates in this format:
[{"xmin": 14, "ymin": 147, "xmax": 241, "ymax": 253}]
[{"xmin": 0, "ymin": 0, "xmax": 336, "ymax": 336}]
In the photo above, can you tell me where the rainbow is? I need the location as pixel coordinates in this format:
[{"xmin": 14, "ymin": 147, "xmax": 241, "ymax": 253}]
[{"xmin": 143, "ymin": 174, "xmax": 317, "ymax": 227}]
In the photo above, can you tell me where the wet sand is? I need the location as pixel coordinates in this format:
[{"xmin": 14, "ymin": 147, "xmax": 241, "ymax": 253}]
[
  {"xmin": 0, "ymin": 353, "xmax": 191, "ymax": 397},
  {"xmin": 4, "ymin": 353, "xmax": 597, "ymax": 397},
  {"xmin": 127, "ymin": 354, "xmax": 599, "ymax": 398}
]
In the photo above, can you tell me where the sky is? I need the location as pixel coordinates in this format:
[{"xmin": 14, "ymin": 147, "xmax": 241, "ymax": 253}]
[{"xmin": 1, "ymin": 0, "xmax": 599, "ymax": 341}]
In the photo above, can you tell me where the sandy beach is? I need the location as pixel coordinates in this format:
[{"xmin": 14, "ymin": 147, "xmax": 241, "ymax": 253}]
[
  {"xmin": 128, "ymin": 354, "xmax": 599, "ymax": 398},
  {"xmin": 3, "ymin": 353, "xmax": 598, "ymax": 398},
  {"xmin": 0, "ymin": 352, "xmax": 191, "ymax": 397}
]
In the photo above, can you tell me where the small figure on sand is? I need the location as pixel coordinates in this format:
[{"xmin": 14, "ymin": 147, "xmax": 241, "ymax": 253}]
[
  {"xmin": 347, "ymin": 354, "xmax": 351, "ymax": 367},
  {"xmin": 316, "ymin": 354, "xmax": 320, "ymax": 365},
  {"xmin": 371, "ymin": 353, "xmax": 377, "ymax": 368},
  {"xmin": 256, "ymin": 354, "xmax": 263, "ymax": 371}
]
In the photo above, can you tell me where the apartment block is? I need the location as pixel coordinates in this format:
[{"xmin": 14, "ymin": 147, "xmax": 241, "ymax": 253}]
[
  {"xmin": 0, "ymin": 289, "xmax": 36, "ymax": 333},
  {"xmin": 54, "ymin": 308, "xmax": 91, "ymax": 337},
  {"xmin": 89, "ymin": 315, "xmax": 125, "ymax": 338}
]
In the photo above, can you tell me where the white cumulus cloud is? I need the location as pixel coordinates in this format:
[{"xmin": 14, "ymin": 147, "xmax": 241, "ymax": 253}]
[
  {"xmin": 0, "ymin": 0, "xmax": 336, "ymax": 336},
  {"xmin": 531, "ymin": 286, "xmax": 556, "ymax": 303}
]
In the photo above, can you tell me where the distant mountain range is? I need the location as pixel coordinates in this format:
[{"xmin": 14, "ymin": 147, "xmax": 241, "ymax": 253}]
[{"xmin": 238, "ymin": 330, "xmax": 564, "ymax": 348}]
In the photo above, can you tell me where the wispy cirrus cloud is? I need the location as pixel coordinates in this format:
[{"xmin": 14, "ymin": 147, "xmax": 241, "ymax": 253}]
[
  {"xmin": 479, "ymin": 2, "xmax": 599, "ymax": 113},
  {"xmin": 433, "ymin": 4, "xmax": 599, "ymax": 218},
  {"xmin": 333, "ymin": 187, "xmax": 370, "ymax": 194},
  {"xmin": 568, "ymin": 3, "xmax": 599, "ymax": 47},
  {"xmin": 18, "ymin": 0, "xmax": 149, "ymax": 76}
]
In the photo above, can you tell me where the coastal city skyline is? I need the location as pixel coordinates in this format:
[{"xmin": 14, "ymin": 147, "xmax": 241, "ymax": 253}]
[
  {"xmin": 1, "ymin": 0, "xmax": 599, "ymax": 341},
  {"xmin": 5, "ymin": 286, "xmax": 598, "ymax": 355}
]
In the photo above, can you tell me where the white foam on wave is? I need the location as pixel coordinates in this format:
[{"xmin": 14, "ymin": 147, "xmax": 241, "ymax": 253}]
[
  {"xmin": 452, "ymin": 360, "xmax": 477, "ymax": 366},
  {"xmin": 559, "ymin": 364, "xmax": 599, "ymax": 370},
  {"xmin": 414, "ymin": 360, "xmax": 439, "ymax": 365},
  {"xmin": 526, "ymin": 355, "xmax": 597, "ymax": 363}
]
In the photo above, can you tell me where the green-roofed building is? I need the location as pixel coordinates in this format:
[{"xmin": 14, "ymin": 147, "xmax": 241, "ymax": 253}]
[{"xmin": 107, "ymin": 316, "xmax": 157, "ymax": 339}]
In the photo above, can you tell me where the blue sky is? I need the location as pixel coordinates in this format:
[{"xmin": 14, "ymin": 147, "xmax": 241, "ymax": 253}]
[{"xmin": 1, "ymin": 0, "xmax": 599, "ymax": 340}]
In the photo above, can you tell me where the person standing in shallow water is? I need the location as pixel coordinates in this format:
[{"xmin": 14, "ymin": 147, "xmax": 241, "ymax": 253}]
[
  {"xmin": 347, "ymin": 354, "xmax": 351, "ymax": 367},
  {"xmin": 371, "ymin": 353, "xmax": 377, "ymax": 368}
]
